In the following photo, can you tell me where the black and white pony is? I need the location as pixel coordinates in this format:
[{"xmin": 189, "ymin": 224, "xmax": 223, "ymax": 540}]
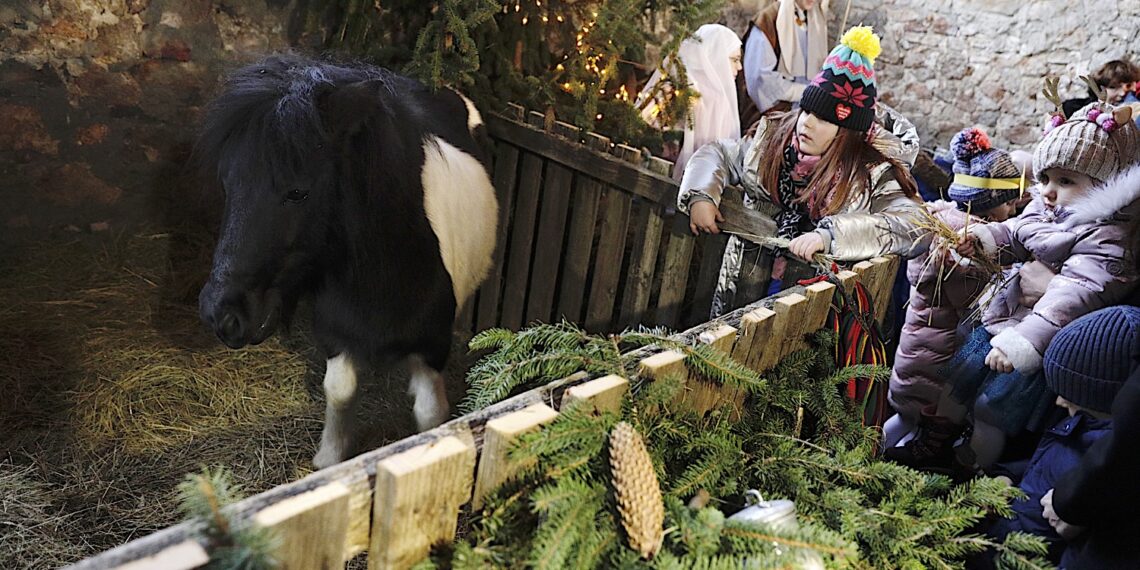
[{"xmin": 196, "ymin": 54, "xmax": 497, "ymax": 468}]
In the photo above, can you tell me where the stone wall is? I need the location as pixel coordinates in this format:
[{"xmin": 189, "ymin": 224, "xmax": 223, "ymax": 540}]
[
  {"xmin": 0, "ymin": 0, "xmax": 300, "ymax": 234},
  {"xmin": 723, "ymin": 0, "xmax": 1140, "ymax": 151}
]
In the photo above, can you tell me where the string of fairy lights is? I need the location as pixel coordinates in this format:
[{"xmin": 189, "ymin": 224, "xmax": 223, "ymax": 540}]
[{"xmin": 501, "ymin": 0, "xmax": 640, "ymax": 123}]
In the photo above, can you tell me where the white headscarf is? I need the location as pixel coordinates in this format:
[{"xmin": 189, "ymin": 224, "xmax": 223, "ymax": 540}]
[
  {"xmin": 775, "ymin": 0, "xmax": 829, "ymax": 78},
  {"xmin": 637, "ymin": 24, "xmax": 742, "ymax": 179}
]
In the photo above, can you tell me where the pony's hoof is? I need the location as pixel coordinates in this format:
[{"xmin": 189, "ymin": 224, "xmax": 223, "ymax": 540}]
[{"xmin": 312, "ymin": 446, "xmax": 343, "ymax": 470}]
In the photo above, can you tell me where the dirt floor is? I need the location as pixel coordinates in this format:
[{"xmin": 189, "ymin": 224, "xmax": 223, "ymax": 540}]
[{"xmin": 0, "ymin": 226, "xmax": 476, "ymax": 568}]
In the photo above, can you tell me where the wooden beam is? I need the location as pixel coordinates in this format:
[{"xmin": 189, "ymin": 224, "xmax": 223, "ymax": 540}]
[
  {"xmin": 743, "ymin": 307, "xmax": 777, "ymax": 372},
  {"xmin": 370, "ymin": 433, "xmax": 477, "ymax": 570},
  {"xmin": 693, "ymin": 325, "xmax": 746, "ymax": 418},
  {"xmin": 254, "ymin": 483, "xmax": 351, "ymax": 570},
  {"xmin": 487, "ymin": 115, "xmax": 677, "ymax": 207},
  {"xmin": 108, "ymin": 541, "xmax": 208, "ymax": 570},
  {"xmin": 585, "ymin": 187, "xmax": 631, "ymax": 331},
  {"xmin": 472, "ymin": 404, "xmax": 560, "ymax": 509},
  {"xmin": 655, "ymin": 218, "xmax": 695, "ymax": 327},
  {"xmin": 500, "ymin": 153, "xmax": 545, "ymax": 330},
  {"xmin": 561, "ymin": 374, "xmax": 630, "ymax": 414},
  {"xmin": 717, "ymin": 190, "xmax": 777, "ymax": 241}
]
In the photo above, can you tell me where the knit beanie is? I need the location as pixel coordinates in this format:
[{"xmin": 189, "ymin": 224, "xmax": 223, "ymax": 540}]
[
  {"xmin": 946, "ymin": 127, "xmax": 1024, "ymax": 213},
  {"xmin": 799, "ymin": 26, "xmax": 880, "ymax": 132},
  {"xmin": 1033, "ymin": 101, "xmax": 1140, "ymax": 183},
  {"xmin": 1043, "ymin": 305, "xmax": 1140, "ymax": 415}
]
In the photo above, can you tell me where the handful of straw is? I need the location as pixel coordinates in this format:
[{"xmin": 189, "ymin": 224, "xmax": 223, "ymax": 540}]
[
  {"xmin": 911, "ymin": 205, "xmax": 1007, "ymax": 316},
  {"xmin": 725, "ymin": 231, "xmax": 836, "ymax": 272}
]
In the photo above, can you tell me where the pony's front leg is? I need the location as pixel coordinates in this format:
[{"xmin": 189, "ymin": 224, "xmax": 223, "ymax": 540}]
[
  {"xmin": 407, "ymin": 355, "xmax": 449, "ymax": 431},
  {"xmin": 313, "ymin": 353, "xmax": 360, "ymax": 469}
]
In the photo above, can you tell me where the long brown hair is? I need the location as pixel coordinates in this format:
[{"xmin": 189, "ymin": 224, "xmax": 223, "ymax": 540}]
[{"xmin": 759, "ymin": 111, "xmax": 918, "ymax": 218}]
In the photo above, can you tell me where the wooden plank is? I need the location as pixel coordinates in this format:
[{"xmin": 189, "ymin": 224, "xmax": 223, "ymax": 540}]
[
  {"xmin": 755, "ymin": 294, "xmax": 808, "ymax": 371},
  {"xmin": 744, "ymin": 307, "xmax": 777, "ymax": 372},
  {"xmin": 477, "ymin": 144, "xmax": 520, "ymax": 331},
  {"xmin": 619, "ymin": 202, "xmax": 665, "ymax": 328},
  {"xmin": 525, "ymin": 162, "xmax": 573, "ymax": 323},
  {"xmin": 109, "ymin": 542, "xmax": 208, "ymax": 570},
  {"xmin": 647, "ymin": 156, "xmax": 673, "ymax": 177},
  {"xmin": 638, "ymin": 350, "xmax": 689, "ymax": 383},
  {"xmin": 556, "ymin": 175, "xmax": 602, "ymax": 322},
  {"xmin": 553, "ymin": 120, "xmax": 579, "ymax": 141},
  {"xmin": 718, "ymin": 189, "xmax": 778, "ymax": 240},
  {"xmin": 370, "ymin": 432, "xmax": 477, "ymax": 570},
  {"xmin": 527, "ymin": 110, "xmax": 546, "ymax": 129},
  {"xmin": 731, "ymin": 308, "xmax": 762, "ymax": 366},
  {"xmin": 472, "ymin": 404, "xmax": 560, "ymax": 509},
  {"xmin": 836, "ymin": 269, "xmax": 859, "ymax": 294},
  {"xmin": 254, "ymin": 483, "xmax": 351, "ymax": 570},
  {"xmin": 735, "ymin": 245, "xmax": 773, "ymax": 306},
  {"xmin": 584, "ymin": 188, "xmax": 631, "ymax": 331},
  {"xmin": 871, "ymin": 256, "xmax": 900, "ymax": 324},
  {"xmin": 614, "ymin": 143, "xmax": 642, "ymax": 164},
  {"xmin": 693, "ymin": 324, "xmax": 746, "ymax": 418},
  {"xmin": 487, "ymin": 115, "xmax": 677, "ymax": 207},
  {"xmin": 561, "ymin": 374, "xmax": 630, "ymax": 414},
  {"xmin": 689, "ymin": 233, "xmax": 728, "ymax": 322},
  {"xmin": 802, "ymin": 282, "xmax": 838, "ymax": 336},
  {"xmin": 500, "ymin": 153, "xmax": 545, "ymax": 330},
  {"xmin": 655, "ymin": 217, "xmax": 696, "ymax": 327}
]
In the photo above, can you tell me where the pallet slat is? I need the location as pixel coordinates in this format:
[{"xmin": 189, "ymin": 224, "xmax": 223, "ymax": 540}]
[
  {"xmin": 476, "ymin": 144, "xmax": 520, "ymax": 331},
  {"xmin": 690, "ymin": 324, "xmax": 745, "ymax": 417},
  {"xmin": 500, "ymin": 153, "xmax": 545, "ymax": 330},
  {"xmin": 108, "ymin": 541, "xmax": 208, "ymax": 570},
  {"xmin": 556, "ymin": 175, "xmax": 602, "ymax": 322},
  {"xmin": 525, "ymin": 162, "xmax": 574, "ymax": 323},
  {"xmin": 370, "ymin": 432, "xmax": 477, "ymax": 570},
  {"xmin": 619, "ymin": 202, "xmax": 665, "ymax": 328},
  {"xmin": 584, "ymin": 188, "xmax": 631, "ymax": 331},
  {"xmin": 561, "ymin": 374, "xmax": 630, "ymax": 414},
  {"xmin": 254, "ymin": 483, "xmax": 351, "ymax": 570},
  {"xmin": 655, "ymin": 218, "xmax": 696, "ymax": 326},
  {"xmin": 472, "ymin": 404, "xmax": 560, "ymax": 509}
]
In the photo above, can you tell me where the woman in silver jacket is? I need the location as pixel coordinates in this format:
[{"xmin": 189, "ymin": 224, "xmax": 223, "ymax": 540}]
[{"xmin": 677, "ymin": 27, "xmax": 924, "ymax": 317}]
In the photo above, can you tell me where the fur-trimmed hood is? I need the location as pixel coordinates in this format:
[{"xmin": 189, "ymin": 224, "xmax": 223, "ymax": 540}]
[{"xmin": 1063, "ymin": 162, "xmax": 1140, "ymax": 227}]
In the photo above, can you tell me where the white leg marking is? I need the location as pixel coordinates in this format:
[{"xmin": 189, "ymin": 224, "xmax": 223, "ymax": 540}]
[
  {"xmin": 313, "ymin": 353, "xmax": 359, "ymax": 469},
  {"xmin": 421, "ymin": 137, "xmax": 499, "ymax": 310},
  {"xmin": 407, "ymin": 355, "xmax": 449, "ymax": 431}
]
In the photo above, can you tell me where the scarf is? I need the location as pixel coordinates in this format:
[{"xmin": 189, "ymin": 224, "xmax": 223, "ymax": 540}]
[
  {"xmin": 775, "ymin": 0, "xmax": 829, "ymax": 79},
  {"xmin": 773, "ymin": 138, "xmax": 822, "ymax": 240}
]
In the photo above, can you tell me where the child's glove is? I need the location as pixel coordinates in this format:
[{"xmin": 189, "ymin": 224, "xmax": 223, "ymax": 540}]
[{"xmin": 1041, "ymin": 489, "xmax": 1085, "ymax": 541}]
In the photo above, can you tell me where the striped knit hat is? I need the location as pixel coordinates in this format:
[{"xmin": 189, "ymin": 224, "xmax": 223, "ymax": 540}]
[
  {"xmin": 947, "ymin": 127, "xmax": 1024, "ymax": 213},
  {"xmin": 1044, "ymin": 306, "xmax": 1140, "ymax": 415},
  {"xmin": 799, "ymin": 26, "xmax": 880, "ymax": 132}
]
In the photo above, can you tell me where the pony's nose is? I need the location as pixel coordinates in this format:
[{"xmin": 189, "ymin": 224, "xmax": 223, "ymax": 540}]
[{"xmin": 217, "ymin": 310, "xmax": 245, "ymax": 348}]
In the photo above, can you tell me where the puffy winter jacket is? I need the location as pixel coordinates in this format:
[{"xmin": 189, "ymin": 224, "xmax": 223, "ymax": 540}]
[{"xmin": 971, "ymin": 164, "xmax": 1140, "ymax": 375}]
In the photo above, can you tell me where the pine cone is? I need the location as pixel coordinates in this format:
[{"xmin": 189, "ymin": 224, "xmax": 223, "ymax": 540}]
[{"xmin": 609, "ymin": 421, "xmax": 664, "ymax": 559}]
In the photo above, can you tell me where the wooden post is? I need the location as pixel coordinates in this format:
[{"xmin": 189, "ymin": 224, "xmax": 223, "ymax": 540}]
[
  {"xmin": 695, "ymin": 324, "xmax": 746, "ymax": 419},
  {"xmin": 743, "ymin": 307, "xmax": 777, "ymax": 372},
  {"xmin": 561, "ymin": 374, "xmax": 629, "ymax": 414},
  {"xmin": 647, "ymin": 156, "xmax": 673, "ymax": 177},
  {"xmin": 802, "ymin": 282, "xmax": 837, "ymax": 336},
  {"xmin": 476, "ymin": 144, "xmax": 520, "ymax": 331},
  {"xmin": 655, "ymin": 219, "xmax": 695, "ymax": 327},
  {"xmin": 254, "ymin": 483, "xmax": 351, "ymax": 570},
  {"xmin": 370, "ymin": 432, "xmax": 477, "ymax": 570},
  {"xmin": 472, "ymin": 404, "xmax": 559, "ymax": 509},
  {"xmin": 756, "ymin": 293, "xmax": 809, "ymax": 371},
  {"xmin": 109, "ymin": 542, "xmax": 209, "ymax": 570},
  {"xmin": 638, "ymin": 350, "xmax": 691, "ymax": 414}
]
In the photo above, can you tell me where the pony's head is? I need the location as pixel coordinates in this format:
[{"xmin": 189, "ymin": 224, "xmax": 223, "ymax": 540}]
[{"xmin": 196, "ymin": 55, "xmax": 391, "ymax": 348}]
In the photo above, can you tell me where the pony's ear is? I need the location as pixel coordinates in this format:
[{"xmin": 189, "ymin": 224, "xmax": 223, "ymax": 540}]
[{"xmin": 319, "ymin": 79, "xmax": 387, "ymax": 140}]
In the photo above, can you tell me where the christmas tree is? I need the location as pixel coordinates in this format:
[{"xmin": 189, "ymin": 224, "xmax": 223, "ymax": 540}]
[{"xmin": 299, "ymin": 0, "xmax": 726, "ymax": 147}]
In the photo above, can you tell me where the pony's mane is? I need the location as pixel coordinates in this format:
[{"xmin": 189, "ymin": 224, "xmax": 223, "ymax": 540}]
[{"xmin": 195, "ymin": 54, "xmax": 410, "ymax": 189}]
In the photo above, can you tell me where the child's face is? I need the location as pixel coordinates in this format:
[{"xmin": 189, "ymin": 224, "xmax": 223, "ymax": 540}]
[
  {"xmin": 981, "ymin": 200, "xmax": 1017, "ymax": 222},
  {"xmin": 730, "ymin": 48, "xmax": 743, "ymax": 78},
  {"xmin": 1039, "ymin": 168, "xmax": 1097, "ymax": 209},
  {"xmin": 795, "ymin": 111, "xmax": 838, "ymax": 156},
  {"xmin": 1105, "ymin": 83, "xmax": 1131, "ymax": 105}
]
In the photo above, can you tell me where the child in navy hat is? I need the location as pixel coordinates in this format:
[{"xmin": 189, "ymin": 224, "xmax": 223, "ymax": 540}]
[
  {"xmin": 884, "ymin": 127, "xmax": 1023, "ymax": 469},
  {"xmin": 983, "ymin": 305, "xmax": 1140, "ymax": 565}
]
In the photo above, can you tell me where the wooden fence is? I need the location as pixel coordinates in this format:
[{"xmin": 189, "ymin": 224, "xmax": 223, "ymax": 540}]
[
  {"xmin": 461, "ymin": 104, "xmax": 744, "ymax": 333},
  {"xmin": 67, "ymin": 255, "xmax": 899, "ymax": 570}
]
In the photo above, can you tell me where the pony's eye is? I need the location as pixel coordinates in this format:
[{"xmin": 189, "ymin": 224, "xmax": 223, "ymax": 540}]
[{"xmin": 285, "ymin": 188, "xmax": 309, "ymax": 203}]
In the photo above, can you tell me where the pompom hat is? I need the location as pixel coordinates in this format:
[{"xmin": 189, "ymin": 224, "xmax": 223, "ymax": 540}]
[
  {"xmin": 946, "ymin": 127, "xmax": 1024, "ymax": 213},
  {"xmin": 1033, "ymin": 101, "xmax": 1140, "ymax": 184},
  {"xmin": 799, "ymin": 26, "xmax": 881, "ymax": 132},
  {"xmin": 1043, "ymin": 306, "xmax": 1140, "ymax": 415}
]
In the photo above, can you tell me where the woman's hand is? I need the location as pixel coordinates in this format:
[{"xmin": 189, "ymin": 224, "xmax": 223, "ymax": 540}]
[
  {"xmin": 788, "ymin": 232, "xmax": 825, "ymax": 261},
  {"xmin": 985, "ymin": 347, "xmax": 1014, "ymax": 373},
  {"xmin": 1041, "ymin": 489, "xmax": 1085, "ymax": 541},
  {"xmin": 689, "ymin": 201, "xmax": 724, "ymax": 235}
]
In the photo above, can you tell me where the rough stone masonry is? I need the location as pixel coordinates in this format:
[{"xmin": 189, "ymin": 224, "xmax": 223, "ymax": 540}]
[{"xmin": 725, "ymin": 0, "xmax": 1140, "ymax": 151}]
